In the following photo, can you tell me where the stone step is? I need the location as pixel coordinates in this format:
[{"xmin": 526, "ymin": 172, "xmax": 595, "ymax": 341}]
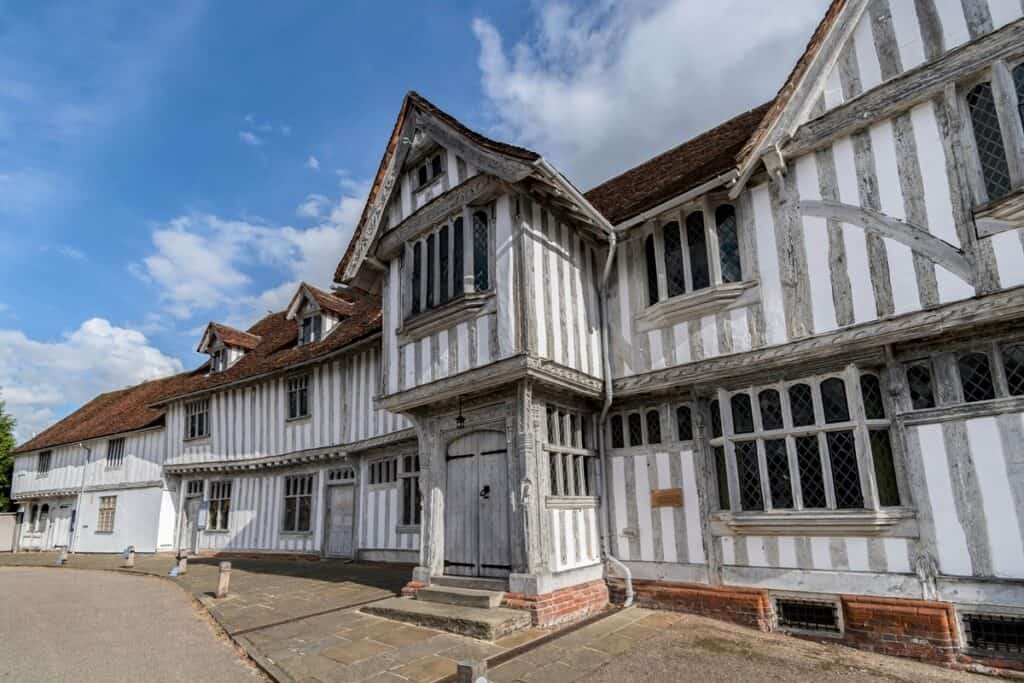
[
  {"xmin": 417, "ymin": 585, "xmax": 504, "ymax": 609},
  {"xmin": 430, "ymin": 575, "xmax": 509, "ymax": 592},
  {"xmin": 363, "ymin": 597, "xmax": 531, "ymax": 641}
]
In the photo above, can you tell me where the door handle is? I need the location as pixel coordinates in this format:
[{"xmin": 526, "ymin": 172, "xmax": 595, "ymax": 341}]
[{"xmin": 479, "ymin": 485, "xmax": 490, "ymax": 499}]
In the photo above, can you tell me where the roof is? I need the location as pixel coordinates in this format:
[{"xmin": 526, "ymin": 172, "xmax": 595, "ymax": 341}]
[
  {"xmin": 303, "ymin": 283, "xmax": 355, "ymax": 318},
  {"xmin": 15, "ymin": 292, "xmax": 383, "ymax": 454},
  {"xmin": 737, "ymin": 0, "xmax": 847, "ymax": 165},
  {"xmin": 199, "ymin": 322, "xmax": 261, "ymax": 353},
  {"xmin": 583, "ymin": 102, "xmax": 773, "ymax": 225},
  {"xmin": 334, "ymin": 91, "xmax": 541, "ymax": 283}
]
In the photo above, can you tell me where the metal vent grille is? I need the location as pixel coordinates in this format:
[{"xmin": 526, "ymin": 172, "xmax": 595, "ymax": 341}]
[
  {"xmin": 777, "ymin": 599, "xmax": 840, "ymax": 633},
  {"xmin": 963, "ymin": 613, "xmax": 1024, "ymax": 654}
]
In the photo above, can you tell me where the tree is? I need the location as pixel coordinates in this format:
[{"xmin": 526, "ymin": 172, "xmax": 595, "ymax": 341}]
[{"xmin": 0, "ymin": 400, "xmax": 15, "ymax": 512}]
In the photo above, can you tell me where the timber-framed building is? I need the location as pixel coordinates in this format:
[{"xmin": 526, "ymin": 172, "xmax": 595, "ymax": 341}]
[{"xmin": 11, "ymin": 0, "xmax": 1024, "ymax": 673}]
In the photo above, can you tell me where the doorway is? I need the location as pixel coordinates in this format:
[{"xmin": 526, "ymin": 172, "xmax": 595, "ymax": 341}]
[
  {"xmin": 444, "ymin": 430, "xmax": 511, "ymax": 578},
  {"xmin": 324, "ymin": 468, "xmax": 356, "ymax": 558}
]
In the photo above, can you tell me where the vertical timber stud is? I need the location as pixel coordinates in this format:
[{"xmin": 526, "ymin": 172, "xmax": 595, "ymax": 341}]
[
  {"xmin": 517, "ymin": 195, "xmax": 535, "ymax": 355},
  {"xmin": 694, "ymin": 395, "xmax": 722, "ymax": 584}
]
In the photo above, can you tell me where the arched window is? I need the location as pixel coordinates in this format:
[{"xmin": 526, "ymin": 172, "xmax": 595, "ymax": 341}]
[
  {"xmin": 628, "ymin": 413, "xmax": 643, "ymax": 447},
  {"xmin": 1015, "ymin": 63, "xmax": 1024, "ymax": 129},
  {"xmin": 410, "ymin": 241, "xmax": 422, "ymax": 316},
  {"xmin": 820, "ymin": 378, "xmax": 851, "ymax": 423},
  {"xmin": 472, "ymin": 210, "xmax": 489, "ymax": 291},
  {"xmin": 676, "ymin": 405, "xmax": 693, "ymax": 441},
  {"xmin": 859, "ymin": 374, "xmax": 886, "ymax": 420},
  {"xmin": 958, "ymin": 352, "xmax": 995, "ymax": 403},
  {"xmin": 37, "ymin": 504, "xmax": 49, "ymax": 533},
  {"xmin": 425, "ymin": 233, "xmax": 436, "ymax": 309},
  {"xmin": 452, "ymin": 217, "xmax": 464, "ymax": 296},
  {"xmin": 709, "ymin": 399, "xmax": 722, "ymax": 438},
  {"xmin": 662, "ymin": 221, "xmax": 686, "ymax": 297},
  {"xmin": 730, "ymin": 393, "xmax": 754, "ymax": 434},
  {"xmin": 644, "ymin": 234, "xmax": 659, "ymax": 305},
  {"xmin": 29, "ymin": 504, "xmax": 39, "ymax": 531},
  {"xmin": 788, "ymin": 383, "xmax": 815, "ymax": 427},
  {"xmin": 438, "ymin": 224, "xmax": 449, "ymax": 305},
  {"xmin": 966, "ymin": 82, "xmax": 1012, "ymax": 201},
  {"xmin": 646, "ymin": 410, "xmax": 662, "ymax": 444},
  {"xmin": 758, "ymin": 389, "xmax": 784, "ymax": 431},
  {"xmin": 610, "ymin": 415, "xmax": 624, "ymax": 449},
  {"xmin": 686, "ymin": 212, "xmax": 710, "ymax": 290},
  {"xmin": 716, "ymin": 205, "xmax": 742, "ymax": 283}
]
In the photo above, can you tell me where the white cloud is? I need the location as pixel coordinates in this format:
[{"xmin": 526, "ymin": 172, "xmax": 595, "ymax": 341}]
[
  {"xmin": 133, "ymin": 175, "xmax": 370, "ymax": 323},
  {"xmin": 238, "ymin": 130, "xmax": 264, "ymax": 147},
  {"xmin": 472, "ymin": 0, "xmax": 827, "ymax": 187},
  {"xmin": 0, "ymin": 318, "xmax": 183, "ymax": 440},
  {"xmin": 0, "ymin": 169, "xmax": 59, "ymax": 215},
  {"xmin": 305, "ymin": 155, "xmax": 320, "ymax": 171},
  {"xmin": 296, "ymin": 193, "xmax": 330, "ymax": 219}
]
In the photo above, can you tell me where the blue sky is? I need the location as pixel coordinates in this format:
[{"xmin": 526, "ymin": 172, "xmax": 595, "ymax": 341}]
[{"xmin": 0, "ymin": 0, "xmax": 826, "ymax": 440}]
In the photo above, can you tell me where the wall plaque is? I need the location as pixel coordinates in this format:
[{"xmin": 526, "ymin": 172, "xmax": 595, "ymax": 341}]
[{"xmin": 651, "ymin": 487, "xmax": 684, "ymax": 508}]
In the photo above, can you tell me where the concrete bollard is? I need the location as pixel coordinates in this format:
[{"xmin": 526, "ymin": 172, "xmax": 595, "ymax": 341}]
[
  {"xmin": 456, "ymin": 659, "xmax": 486, "ymax": 683},
  {"xmin": 177, "ymin": 553, "xmax": 188, "ymax": 575},
  {"xmin": 57, "ymin": 548, "xmax": 68, "ymax": 567},
  {"xmin": 216, "ymin": 561, "xmax": 231, "ymax": 599},
  {"xmin": 124, "ymin": 546, "xmax": 136, "ymax": 568}
]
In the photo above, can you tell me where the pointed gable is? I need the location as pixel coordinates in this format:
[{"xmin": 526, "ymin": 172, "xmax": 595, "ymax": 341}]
[{"xmin": 197, "ymin": 322, "xmax": 261, "ymax": 354}]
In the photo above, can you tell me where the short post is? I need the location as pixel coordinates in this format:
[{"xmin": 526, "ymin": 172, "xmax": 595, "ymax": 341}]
[
  {"xmin": 456, "ymin": 659, "xmax": 486, "ymax": 683},
  {"xmin": 124, "ymin": 545, "xmax": 136, "ymax": 568},
  {"xmin": 58, "ymin": 548, "xmax": 69, "ymax": 566},
  {"xmin": 177, "ymin": 553, "xmax": 188, "ymax": 575},
  {"xmin": 216, "ymin": 561, "xmax": 231, "ymax": 599}
]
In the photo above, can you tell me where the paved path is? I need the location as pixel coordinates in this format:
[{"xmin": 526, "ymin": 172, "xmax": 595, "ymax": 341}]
[{"xmin": 0, "ymin": 567, "xmax": 262, "ymax": 682}]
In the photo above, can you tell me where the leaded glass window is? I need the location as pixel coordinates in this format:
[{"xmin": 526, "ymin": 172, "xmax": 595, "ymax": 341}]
[
  {"xmin": 859, "ymin": 374, "xmax": 886, "ymax": 420},
  {"xmin": 645, "ymin": 234, "xmax": 660, "ymax": 305},
  {"xmin": 411, "ymin": 241, "xmax": 422, "ymax": 315},
  {"xmin": 966, "ymin": 82, "xmax": 1013, "ymax": 201},
  {"xmin": 758, "ymin": 389, "xmax": 784, "ymax": 431},
  {"xmin": 662, "ymin": 221, "xmax": 686, "ymax": 297},
  {"xmin": 628, "ymin": 413, "xmax": 643, "ymax": 447},
  {"xmin": 676, "ymin": 405, "xmax": 693, "ymax": 441},
  {"xmin": 686, "ymin": 212, "xmax": 710, "ymax": 290},
  {"xmin": 714, "ymin": 446, "xmax": 730, "ymax": 510},
  {"xmin": 826, "ymin": 430, "xmax": 863, "ymax": 509},
  {"xmin": 439, "ymin": 224, "xmax": 449, "ymax": 304},
  {"xmin": 731, "ymin": 393, "xmax": 754, "ymax": 434},
  {"xmin": 1003, "ymin": 344, "xmax": 1024, "ymax": 396},
  {"xmin": 473, "ymin": 210, "xmax": 489, "ymax": 291},
  {"xmin": 1014, "ymin": 63, "xmax": 1024, "ymax": 129},
  {"xmin": 870, "ymin": 430, "xmax": 900, "ymax": 507},
  {"xmin": 709, "ymin": 399, "xmax": 722, "ymax": 438},
  {"xmin": 610, "ymin": 415, "xmax": 624, "ymax": 449},
  {"xmin": 735, "ymin": 441, "xmax": 764, "ymax": 511},
  {"xmin": 907, "ymin": 363, "xmax": 936, "ymax": 409},
  {"xmin": 958, "ymin": 352, "xmax": 996, "ymax": 403},
  {"xmin": 452, "ymin": 216, "xmax": 464, "ymax": 296},
  {"xmin": 426, "ymin": 232, "xmax": 435, "ymax": 309},
  {"xmin": 765, "ymin": 439, "xmax": 793, "ymax": 509},
  {"xmin": 789, "ymin": 384, "xmax": 815, "ymax": 427},
  {"xmin": 646, "ymin": 410, "xmax": 662, "ymax": 444},
  {"xmin": 796, "ymin": 435, "xmax": 827, "ymax": 508},
  {"xmin": 716, "ymin": 205, "xmax": 742, "ymax": 283},
  {"xmin": 821, "ymin": 378, "xmax": 850, "ymax": 424}
]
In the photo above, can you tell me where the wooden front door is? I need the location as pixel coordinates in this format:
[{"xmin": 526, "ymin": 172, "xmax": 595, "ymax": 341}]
[
  {"xmin": 444, "ymin": 431, "xmax": 511, "ymax": 578},
  {"xmin": 182, "ymin": 497, "xmax": 200, "ymax": 553},
  {"xmin": 324, "ymin": 484, "xmax": 356, "ymax": 558}
]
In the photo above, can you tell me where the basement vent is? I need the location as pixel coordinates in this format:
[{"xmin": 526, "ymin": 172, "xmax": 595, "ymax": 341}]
[
  {"xmin": 963, "ymin": 613, "xmax": 1024, "ymax": 655},
  {"xmin": 776, "ymin": 598, "xmax": 840, "ymax": 633}
]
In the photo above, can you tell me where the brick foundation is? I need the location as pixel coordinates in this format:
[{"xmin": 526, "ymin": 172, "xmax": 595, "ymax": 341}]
[
  {"xmin": 608, "ymin": 578, "xmax": 772, "ymax": 631},
  {"xmin": 503, "ymin": 579, "xmax": 609, "ymax": 627},
  {"xmin": 401, "ymin": 580, "xmax": 427, "ymax": 597},
  {"xmin": 840, "ymin": 595, "xmax": 958, "ymax": 664}
]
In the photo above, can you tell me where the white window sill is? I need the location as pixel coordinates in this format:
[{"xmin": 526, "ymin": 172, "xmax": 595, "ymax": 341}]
[
  {"xmin": 900, "ymin": 395, "xmax": 1024, "ymax": 426},
  {"xmin": 973, "ymin": 187, "xmax": 1024, "ymax": 238},
  {"xmin": 184, "ymin": 435, "xmax": 211, "ymax": 444},
  {"xmin": 635, "ymin": 280, "xmax": 759, "ymax": 332},
  {"xmin": 546, "ymin": 496, "xmax": 600, "ymax": 510},
  {"xmin": 710, "ymin": 508, "xmax": 917, "ymax": 537},
  {"xmin": 398, "ymin": 291, "xmax": 494, "ymax": 344},
  {"xmin": 286, "ymin": 414, "xmax": 312, "ymax": 424}
]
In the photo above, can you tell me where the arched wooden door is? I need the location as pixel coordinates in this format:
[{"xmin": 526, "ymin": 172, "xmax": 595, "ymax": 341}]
[{"xmin": 445, "ymin": 430, "xmax": 511, "ymax": 578}]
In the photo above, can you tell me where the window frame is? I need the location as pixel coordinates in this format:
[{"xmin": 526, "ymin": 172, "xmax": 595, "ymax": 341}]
[
  {"xmin": 105, "ymin": 438, "xmax": 125, "ymax": 469},
  {"xmin": 286, "ymin": 373, "xmax": 311, "ymax": 421},
  {"xmin": 36, "ymin": 451, "xmax": 51, "ymax": 476},
  {"xmin": 299, "ymin": 313, "xmax": 324, "ymax": 346},
  {"xmin": 900, "ymin": 338, "xmax": 1024, "ymax": 412},
  {"xmin": 184, "ymin": 398, "xmax": 210, "ymax": 441},
  {"xmin": 710, "ymin": 366, "xmax": 904, "ymax": 517},
  {"xmin": 545, "ymin": 404, "xmax": 599, "ymax": 500},
  {"xmin": 399, "ymin": 454, "xmax": 421, "ymax": 528},
  {"xmin": 413, "ymin": 150, "xmax": 446, "ymax": 191},
  {"xmin": 281, "ymin": 474, "xmax": 315, "ymax": 534},
  {"xmin": 208, "ymin": 480, "xmax": 232, "ymax": 532},
  {"xmin": 96, "ymin": 496, "xmax": 117, "ymax": 534}
]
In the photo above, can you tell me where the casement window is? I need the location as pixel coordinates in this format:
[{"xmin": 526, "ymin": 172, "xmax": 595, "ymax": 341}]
[
  {"xmin": 405, "ymin": 210, "xmax": 490, "ymax": 321},
  {"xmin": 185, "ymin": 479, "xmax": 204, "ymax": 497},
  {"xmin": 105, "ymin": 438, "xmax": 125, "ymax": 469},
  {"xmin": 36, "ymin": 503, "xmax": 49, "ymax": 533},
  {"xmin": 287, "ymin": 374, "xmax": 310, "ymax": 420},
  {"xmin": 710, "ymin": 369, "xmax": 902, "ymax": 513},
  {"xmin": 608, "ymin": 407, "xmax": 676, "ymax": 448},
  {"xmin": 211, "ymin": 348, "xmax": 228, "ymax": 373},
  {"xmin": 299, "ymin": 314, "xmax": 323, "ymax": 345},
  {"xmin": 546, "ymin": 405, "xmax": 598, "ymax": 497},
  {"xmin": 415, "ymin": 151, "xmax": 445, "ymax": 189},
  {"xmin": 184, "ymin": 399, "xmax": 210, "ymax": 440},
  {"xmin": 400, "ymin": 454, "xmax": 421, "ymax": 526},
  {"xmin": 208, "ymin": 481, "xmax": 232, "ymax": 531},
  {"xmin": 369, "ymin": 458, "xmax": 398, "ymax": 485},
  {"xmin": 282, "ymin": 474, "xmax": 314, "ymax": 533},
  {"xmin": 904, "ymin": 342, "xmax": 1024, "ymax": 407},
  {"xmin": 37, "ymin": 451, "xmax": 51, "ymax": 476},
  {"xmin": 645, "ymin": 202, "xmax": 744, "ymax": 306},
  {"xmin": 97, "ymin": 496, "xmax": 116, "ymax": 533},
  {"xmin": 963, "ymin": 62, "xmax": 1024, "ymax": 206}
]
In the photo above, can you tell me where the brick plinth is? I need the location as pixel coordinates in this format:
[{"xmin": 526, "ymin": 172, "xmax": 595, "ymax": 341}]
[
  {"xmin": 841, "ymin": 595, "xmax": 958, "ymax": 664},
  {"xmin": 608, "ymin": 578, "xmax": 772, "ymax": 631},
  {"xmin": 401, "ymin": 580, "xmax": 427, "ymax": 597},
  {"xmin": 503, "ymin": 579, "xmax": 609, "ymax": 627}
]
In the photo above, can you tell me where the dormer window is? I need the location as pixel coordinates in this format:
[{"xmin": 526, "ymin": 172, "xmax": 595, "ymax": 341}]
[
  {"xmin": 211, "ymin": 348, "xmax": 228, "ymax": 373},
  {"xmin": 299, "ymin": 314, "xmax": 323, "ymax": 345}
]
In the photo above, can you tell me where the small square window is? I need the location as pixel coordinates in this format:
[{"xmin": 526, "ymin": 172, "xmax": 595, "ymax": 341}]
[{"xmin": 958, "ymin": 352, "xmax": 996, "ymax": 403}]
